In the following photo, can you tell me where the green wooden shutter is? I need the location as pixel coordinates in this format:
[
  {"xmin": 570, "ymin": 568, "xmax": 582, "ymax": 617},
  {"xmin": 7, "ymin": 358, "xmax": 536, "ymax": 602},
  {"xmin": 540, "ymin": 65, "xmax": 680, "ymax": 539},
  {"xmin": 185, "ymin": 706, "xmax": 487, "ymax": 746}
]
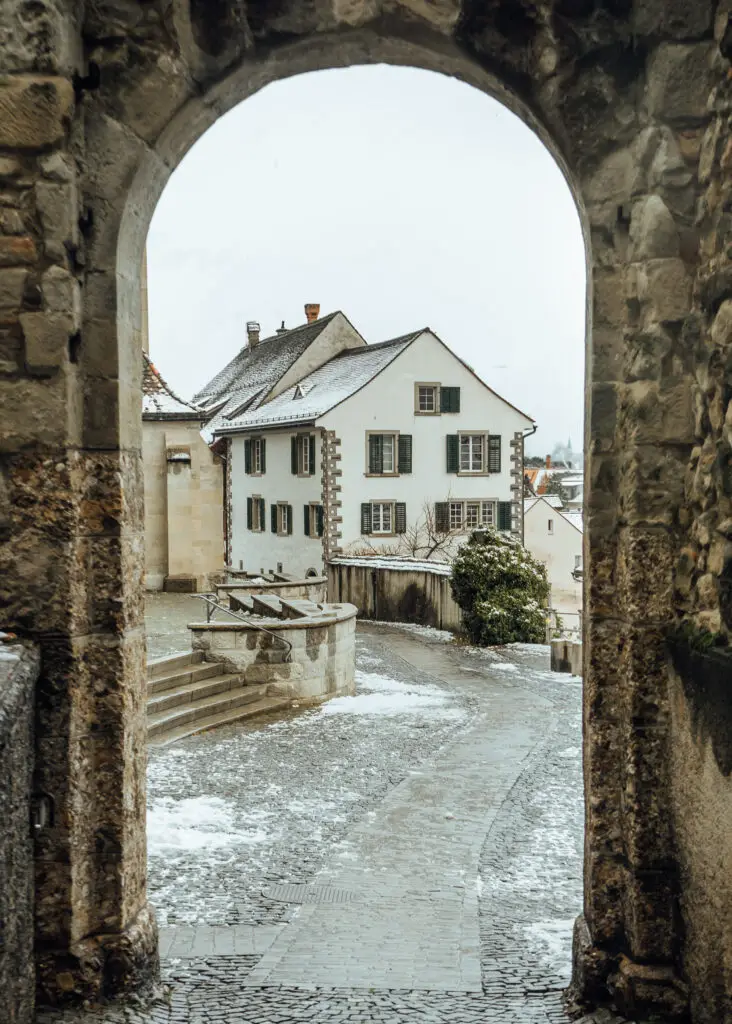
[
  {"xmin": 316, "ymin": 505, "xmax": 324, "ymax": 537},
  {"xmin": 287, "ymin": 504, "xmax": 293, "ymax": 535},
  {"xmin": 291, "ymin": 436, "xmax": 298, "ymax": 474},
  {"xmin": 271, "ymin": 504, "xmax": 278, "ymax": 533},
  {"xmin": 498, "ymin": 501, "xmax": 512, "ymax": 531},
  {"xmin": 368, "ymin": 434, "xmax": 383, "ymax": 474},
  {"xmin": 260, "ymin": 437, "xmax": 266, "ymax": 473},
  {"xmin": 244, "ymin": 439, "xmax": 252, "ymax": 474},
  {"xmin": 395, "ymin": 502, "xmax": 407, "ymax": 534},
  {"xmin": 435, "ymin": 502, "xmax": 450, "ymax": 533},
  {"xmin": 361, "ymin": 503, "xmax": 372, "ymax": 535},
  {"xmin": 247, "ymin": 497, "xmax": 253, "ymax": 530},
  {"xmin": 309, "ymin": 435, "xmax": 316, "ymax": 475},
  {"xmin": 446, "ymin": 435, "xmax": 459, "ymax": 473},
  {"xmin": 304, "ymin": 504, "xmax": 310, "ymax": 536},
  {"xmin": 488, "ymin": 435, "xmax": 501, "ymax": 473},
  {"xmin": 398, "ymin": 434, "xmax": 412, "ymax": 474},
  {"xmin": 440, "ymin": 387, "xmax": 460, "ymax": 413}
]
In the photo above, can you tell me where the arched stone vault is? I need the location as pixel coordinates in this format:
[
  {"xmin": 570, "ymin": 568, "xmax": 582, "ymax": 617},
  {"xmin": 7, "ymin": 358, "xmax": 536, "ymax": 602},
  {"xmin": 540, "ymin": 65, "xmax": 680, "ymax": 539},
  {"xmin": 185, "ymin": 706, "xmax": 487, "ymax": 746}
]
[{"xmin": 1, "ymin": 1, "xmax": 731, "ymax": 1021}]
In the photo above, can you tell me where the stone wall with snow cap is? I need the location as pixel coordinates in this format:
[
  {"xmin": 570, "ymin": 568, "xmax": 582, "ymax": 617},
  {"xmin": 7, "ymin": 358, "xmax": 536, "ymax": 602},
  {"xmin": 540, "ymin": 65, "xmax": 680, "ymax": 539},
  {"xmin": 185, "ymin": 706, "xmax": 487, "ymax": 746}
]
[{"xmin": 189, "ymin": 604, "xmax": 357, "ymax": 703}]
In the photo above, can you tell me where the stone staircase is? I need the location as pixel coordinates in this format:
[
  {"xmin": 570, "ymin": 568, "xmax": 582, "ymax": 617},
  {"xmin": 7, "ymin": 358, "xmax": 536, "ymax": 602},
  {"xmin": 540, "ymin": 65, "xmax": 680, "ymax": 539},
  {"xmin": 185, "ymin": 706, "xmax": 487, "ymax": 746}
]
[{"xmin": 147, "ymin": 651, "xmax": 291, "ymax": 746}]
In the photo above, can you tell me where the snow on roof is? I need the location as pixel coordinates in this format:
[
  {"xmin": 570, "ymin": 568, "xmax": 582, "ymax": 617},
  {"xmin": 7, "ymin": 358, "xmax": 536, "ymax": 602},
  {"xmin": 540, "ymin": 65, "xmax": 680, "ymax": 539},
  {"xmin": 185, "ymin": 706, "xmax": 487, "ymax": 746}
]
[
  {"xmin": 193, "ymin": 312, "xmax": 341, "ymax": 408},
  {"xmin": 215, "ymin": 332, "xmax": 420, "ymax": 433},
  {"xmin": 330, "ymin": 555, "xmax": 452, "ymax": 576},
  {"xmin": 560, "ymin": 511, "xmax": 584, "ymax": 534},
  {"xmin": 142, "ymin": 353, "xmax": 202, "ymax": 419}
]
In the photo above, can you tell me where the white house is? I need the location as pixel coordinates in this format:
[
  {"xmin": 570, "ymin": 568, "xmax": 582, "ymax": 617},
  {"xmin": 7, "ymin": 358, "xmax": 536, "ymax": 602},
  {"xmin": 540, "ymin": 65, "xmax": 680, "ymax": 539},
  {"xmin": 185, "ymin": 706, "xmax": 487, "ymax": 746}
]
[
  {"xmin": 523, "ymin": 496, "xmax": 583, "ymax": 619},
  {"xmin": 201, "ymin": 307, "xmax": 534, "ymax": 578}
]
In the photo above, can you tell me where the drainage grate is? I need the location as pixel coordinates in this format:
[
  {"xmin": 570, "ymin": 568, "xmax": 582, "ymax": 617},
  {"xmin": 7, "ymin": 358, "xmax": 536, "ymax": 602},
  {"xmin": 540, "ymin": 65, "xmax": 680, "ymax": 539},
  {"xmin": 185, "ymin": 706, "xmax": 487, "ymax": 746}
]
[{"xmin": 264, "ymin": 883, "xmax": 357, "ymax": 904}]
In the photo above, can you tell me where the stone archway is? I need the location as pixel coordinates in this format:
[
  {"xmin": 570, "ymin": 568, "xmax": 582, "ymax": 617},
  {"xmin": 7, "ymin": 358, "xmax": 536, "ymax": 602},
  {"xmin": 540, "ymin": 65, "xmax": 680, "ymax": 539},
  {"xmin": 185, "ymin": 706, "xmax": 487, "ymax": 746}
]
[{"xmin": 1, "ymin": 3, "xmax": 731, "ymax": 1022}]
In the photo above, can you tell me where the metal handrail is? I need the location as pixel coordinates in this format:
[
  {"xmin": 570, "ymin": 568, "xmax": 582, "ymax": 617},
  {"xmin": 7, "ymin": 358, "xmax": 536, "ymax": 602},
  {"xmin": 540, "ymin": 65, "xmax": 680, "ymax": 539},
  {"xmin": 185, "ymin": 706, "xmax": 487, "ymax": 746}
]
[{"xmin": 192, "ymin": 593, "xmax": 292, "ymax": 662}]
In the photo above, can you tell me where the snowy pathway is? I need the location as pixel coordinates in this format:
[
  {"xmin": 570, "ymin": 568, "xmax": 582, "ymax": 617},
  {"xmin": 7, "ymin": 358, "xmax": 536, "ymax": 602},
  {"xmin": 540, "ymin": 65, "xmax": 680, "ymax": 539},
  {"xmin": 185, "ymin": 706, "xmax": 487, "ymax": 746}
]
[{"xmin": 38, "ymin": 621, "xmax": 602, "ymax": 1024}]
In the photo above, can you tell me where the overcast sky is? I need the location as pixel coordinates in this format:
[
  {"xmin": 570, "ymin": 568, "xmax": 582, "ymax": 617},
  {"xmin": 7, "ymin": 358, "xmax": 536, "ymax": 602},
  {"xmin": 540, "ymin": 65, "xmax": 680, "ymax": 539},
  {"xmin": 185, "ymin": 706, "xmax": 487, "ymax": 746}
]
[{"xmin": 147, "ymin": 65, "xmax": 586, "ymax": 457}]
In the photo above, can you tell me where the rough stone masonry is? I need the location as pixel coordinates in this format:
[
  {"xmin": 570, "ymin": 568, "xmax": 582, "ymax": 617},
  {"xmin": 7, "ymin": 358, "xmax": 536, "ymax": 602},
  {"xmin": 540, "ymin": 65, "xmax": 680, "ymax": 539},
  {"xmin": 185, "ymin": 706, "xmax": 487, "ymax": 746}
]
[{"xmin": 0, "ymin": 1, "xmax": 732, "ymax": 1023}]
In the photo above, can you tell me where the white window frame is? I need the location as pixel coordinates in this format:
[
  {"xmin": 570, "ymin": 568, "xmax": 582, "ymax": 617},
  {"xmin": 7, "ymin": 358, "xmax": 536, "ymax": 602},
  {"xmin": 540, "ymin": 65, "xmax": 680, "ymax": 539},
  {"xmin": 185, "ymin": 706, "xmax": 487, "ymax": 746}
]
[
  {"xmin": 300, "ymin": 436, "xmax": 311, "ymax": 475},
  {"xmin": 481, "ymin": 500, "xmax": 496, "ymax": 528},
  {"xmin": 252, "ymin": 438, "xmax": 263, "ymax": 475},
  {"xmin": 459, "ymin": 433, "xmax": 486, "ymax": 474},
  {"xmin": 251, "ymin": 496, "xmax": 264, "ymax": 533},
  {"xmin": 307, "ymin": 502, "xmax": 321, "ymax": 538},
  {"xmin": 372, "ymin": 501, "xmax": 394, "ymax": 535},
  {"xmin": 415, "ymin": 383, "xmax": 438, "ymax": 414},
  {"xmin": 381, "ymin": 434, "xmax": 396, "ymax": 475},
  {"xmin": 449, "ymin": 501, "xmax": 464, "ymax": 531},
  {"xmin": 278, "ymin": 502, "xmax": 289, "ymax": 536}
]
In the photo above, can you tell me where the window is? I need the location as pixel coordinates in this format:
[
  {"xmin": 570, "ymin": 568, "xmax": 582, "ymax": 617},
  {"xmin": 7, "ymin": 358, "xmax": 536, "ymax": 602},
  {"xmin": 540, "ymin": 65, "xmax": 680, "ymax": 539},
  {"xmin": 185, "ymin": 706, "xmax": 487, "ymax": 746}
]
[
  {"xmin": 244, "ymin": 437, "xmax": 266, "ymax": 475},
  {"xmin": 247, "ymin": 496, "xmax": 265, "ymax": 532},
  {"xmin": 449, "ymin": 501, "xmax": 463, "ymax": 530},
  {"xmin": 304, "ymin": 503, "xmax": 324, "ymax": 538},
  {"xmin": 575, "ymin": 554, "xmax": 581, "ymax": 569},
  {"xmin": 417, "ymin": 385, "xmax": 437, "ymax": 412},
  {"xmin": 460, "ymin": 434, "xmax": 484, "ymax": 472},
  {"xmin": 291, "ymin": 434, "xmax": 316, "ymax": 476},
  {"xmin": 373, "ymin": 502, "xmax": 393, "ymax": 534},
  {"xmin": 280, "ymin": 503, "xmax": 289, "ymax": 535},
  {"xmin": 465, "ymin": 502, "xmax": 480, "ymax": 529},
  {"xmin": 361, "ymin": 502, "xmax": 407, "ymax": 536},
  {"xmin": 548, "ymin": 519, "xmax": 554, "ymax": 534},
  {"xmin": 481, "ymin": 501, "xmax": 496, "ymax": 527},
  {"xmin": 367, "ymin": 433, "xmax": 412, "ymax": 475}
]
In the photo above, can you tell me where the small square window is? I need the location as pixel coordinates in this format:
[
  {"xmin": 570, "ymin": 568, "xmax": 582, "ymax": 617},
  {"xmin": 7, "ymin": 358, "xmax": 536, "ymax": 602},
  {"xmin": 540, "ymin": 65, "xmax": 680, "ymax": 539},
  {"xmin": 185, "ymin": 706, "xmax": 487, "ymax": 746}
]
[{"xmin": 416, "ymin": 385, "xmax": 437, "ymax": 413}]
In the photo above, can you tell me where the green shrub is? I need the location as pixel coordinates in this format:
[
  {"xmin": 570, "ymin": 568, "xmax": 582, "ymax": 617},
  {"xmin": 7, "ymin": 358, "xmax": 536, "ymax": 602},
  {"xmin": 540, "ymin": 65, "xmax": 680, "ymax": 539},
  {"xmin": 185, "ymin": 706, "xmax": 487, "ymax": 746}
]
[{"xmin": 450, "ymin": 530, "xmax": 550, "ymax": 646}]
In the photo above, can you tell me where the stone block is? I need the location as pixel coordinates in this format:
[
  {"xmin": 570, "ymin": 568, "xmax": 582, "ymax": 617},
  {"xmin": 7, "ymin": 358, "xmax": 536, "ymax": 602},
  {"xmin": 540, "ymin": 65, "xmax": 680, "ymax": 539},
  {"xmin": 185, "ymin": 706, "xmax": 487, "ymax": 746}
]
[
  {"xmin": 620, "ymin": 379, "xmax": 694, "ymax": 446},
  {"xmin": 646, "ymin": 43, "xmax": 717, "ymax": 122},
  {"xmin": 593, "ymin": 268, "xmax": 626, "ymax": 328},
  {"xmin": 20, "ymin": 312, "xmax": 71, "ymax": 374},
  {"xmin": 0, "ymin": 235, "xmax": 37, "ymax": 265},
  {"xmin": 0, "ymin": 267, "xmax": 28, "ymax": 311},
  {"xmin": 42, "ymin": 264, "xmax": 81, "ymax": 320},
  {"xmin": 0, "ymin": 76, "xmax": 74, "ymax": 149},
  {"xmin": 82, "ymin": 375, "xmax": 121, "ymax": 449},
  {"xmin": 0, "ymin": 373, "xmax": 71, "ymax": 451},
  {"xmin": 616, "ymin": 527, "xmax": 675, "ymax": 621},
  {"xmin": 629, "ymin": 196, "xmax": 679, "ymax": 261},
  {"xmin": 35, "ymin": 181, "xmax": 78, "ymax": 263},
  {"xmin": 632, "ymin": 0, "xmax": 713, "ymax": 40},
  {"xmin": 637, "ymin": 258, "xmax": 691, "ymax": 323}
]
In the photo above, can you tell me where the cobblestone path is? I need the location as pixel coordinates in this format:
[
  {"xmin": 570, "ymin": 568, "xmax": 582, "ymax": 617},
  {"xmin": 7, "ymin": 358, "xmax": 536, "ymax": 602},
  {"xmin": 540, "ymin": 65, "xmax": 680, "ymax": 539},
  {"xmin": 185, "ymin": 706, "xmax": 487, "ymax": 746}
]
[{"xmin": 39, "ymin": 620, "xmax": 632, "ymax": 1024}]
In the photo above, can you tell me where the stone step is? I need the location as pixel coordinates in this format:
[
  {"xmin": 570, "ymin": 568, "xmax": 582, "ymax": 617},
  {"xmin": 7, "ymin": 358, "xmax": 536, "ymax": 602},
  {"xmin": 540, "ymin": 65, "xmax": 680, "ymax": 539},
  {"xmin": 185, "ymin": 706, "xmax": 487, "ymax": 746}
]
[
  {"xmin": 147, "ymin": 682, "xmax": 270, "ymax": 740},
  {"xmin": 147, "ymin": 661, "xmax": 222, "ymax": 696},
  {"xmin": 147, "ymin": 672, "xmax": 246, "ymax": 715},
  {"xmin": 147, "ymin": 650, "xmax": 202, "ymax": 680},
  {"xmin": 250, "ymin": 593, "xmax": 283, "ymax": 617},
  {"xmin": 148, "ymin": 695, "xmax": 292, "ymax": 747}
]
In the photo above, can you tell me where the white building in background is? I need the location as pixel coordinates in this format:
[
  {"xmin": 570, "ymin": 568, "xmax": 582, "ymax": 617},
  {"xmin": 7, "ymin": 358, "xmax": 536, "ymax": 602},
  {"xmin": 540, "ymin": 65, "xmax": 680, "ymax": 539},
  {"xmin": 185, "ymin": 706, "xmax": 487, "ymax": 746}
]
[
  {"xmin": 199, "ymin": 306, "xmax": 534, "ymax": 577},
  {"xmin": 523, "ymin": 496, "xmax": 583, "ymax": 618}
]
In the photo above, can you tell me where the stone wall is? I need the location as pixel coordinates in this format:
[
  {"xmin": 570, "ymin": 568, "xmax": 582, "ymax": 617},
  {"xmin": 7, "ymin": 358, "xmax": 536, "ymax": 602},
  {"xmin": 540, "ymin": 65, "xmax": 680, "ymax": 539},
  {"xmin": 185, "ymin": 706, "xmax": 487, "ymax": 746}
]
[
  {"xmin": 189, "ymin": 604, "xmax": 357, "ymax": 702},
  {"xmin": 667, "ymin": 643, "xmax": 732, "ymax": 1023},
  {"xmin": 0, "ymin": 640, "xmax": 38, "ymax": 1024},
  {"xmin": 328, "ymin": 559, "xmax": 463, "ymax": 632},
  {"xmin": 0, "ymin": 0, "xmax": 731, "ymax": 1017}
]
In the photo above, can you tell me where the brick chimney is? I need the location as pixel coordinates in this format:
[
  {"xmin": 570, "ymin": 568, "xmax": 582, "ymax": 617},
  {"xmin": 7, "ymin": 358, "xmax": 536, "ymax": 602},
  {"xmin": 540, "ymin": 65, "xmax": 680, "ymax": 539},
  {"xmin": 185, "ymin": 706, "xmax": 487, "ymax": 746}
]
[
  {"xmin": 246, "ymin": 321, "xmax": 260, "ymax": 348},
  {"xmin": 545, "ymin": 455, "xmax": 551, "ymax": 469},
  {"xmin": 304, "ymin": 303, "xmax": 320, "ymax": 323}
]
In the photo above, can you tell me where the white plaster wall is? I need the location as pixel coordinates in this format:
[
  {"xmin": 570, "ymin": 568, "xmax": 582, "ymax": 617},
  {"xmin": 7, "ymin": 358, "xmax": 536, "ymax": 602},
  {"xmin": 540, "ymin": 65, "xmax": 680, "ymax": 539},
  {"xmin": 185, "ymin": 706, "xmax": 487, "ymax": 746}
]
[
  {"xmin": 524, "ymin": 499, "xmax": 583, "ymax": 617},
  {"xmin": 229, "ymin": 430, "xmax": 325, "ymax": 576},
  {"xmin": 142, "ymin": 419, "xmax": 225, "ymax": 590},
  {"xmin": 320, "ymin": 331, "xmax": 533, "ymax": 554}
]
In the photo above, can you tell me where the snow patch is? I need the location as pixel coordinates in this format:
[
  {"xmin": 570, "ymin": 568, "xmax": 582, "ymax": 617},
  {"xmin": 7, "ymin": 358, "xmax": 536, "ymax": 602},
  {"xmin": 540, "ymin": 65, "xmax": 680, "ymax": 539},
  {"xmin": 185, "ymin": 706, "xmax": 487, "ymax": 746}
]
[
  {"xmin": 524, "ymin": 918, "xmax": 575, "ymax": 968},
  {"xmin": 147, "ymin": 797, "xmax": 271, "ymax": 855}
]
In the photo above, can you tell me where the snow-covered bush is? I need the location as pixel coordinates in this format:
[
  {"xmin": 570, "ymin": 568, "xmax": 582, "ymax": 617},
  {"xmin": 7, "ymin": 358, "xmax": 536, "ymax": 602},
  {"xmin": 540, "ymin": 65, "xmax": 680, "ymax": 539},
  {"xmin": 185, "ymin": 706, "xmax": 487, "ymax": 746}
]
[{"xmin": 450, "ymin": 530, "xmax": 549, "ymax": 646}]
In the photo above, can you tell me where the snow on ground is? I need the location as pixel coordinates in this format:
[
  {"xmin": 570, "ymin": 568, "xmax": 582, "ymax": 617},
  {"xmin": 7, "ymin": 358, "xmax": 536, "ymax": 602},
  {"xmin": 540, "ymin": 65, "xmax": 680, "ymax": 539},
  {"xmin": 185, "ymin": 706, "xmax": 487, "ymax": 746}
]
[
  {"xmin": 316, "ymin": 669, "xmax": 465, "ymax": 720},
  {"xmin": 369, "ymin": 620, "xmax": 456, "ymax": 643},
  {"xmin": 524, "ymin": 918, "xmax": 576, "ymax": 970},
  {"xmin": 148, "ymin": 797, "xmax": 272, "ymax": 855}
]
